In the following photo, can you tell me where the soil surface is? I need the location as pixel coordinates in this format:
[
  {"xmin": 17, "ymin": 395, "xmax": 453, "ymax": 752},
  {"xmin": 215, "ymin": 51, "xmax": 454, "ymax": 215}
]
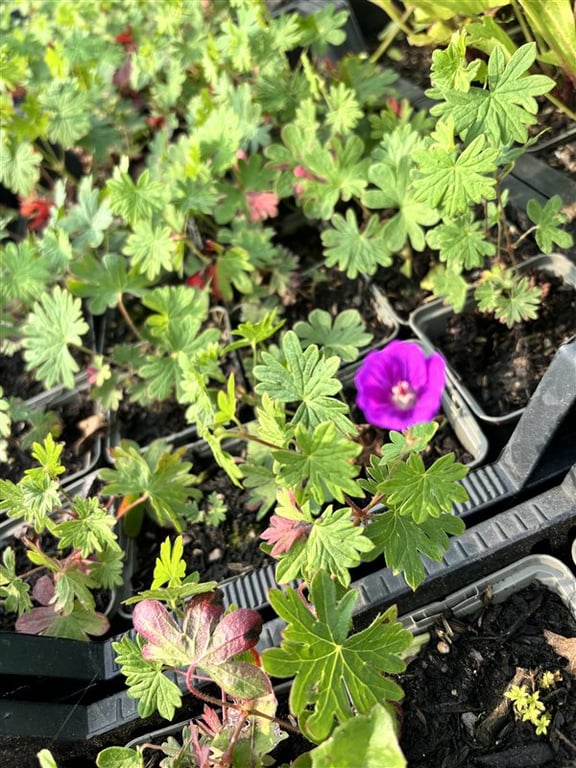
[
  {"xmin": 0, "ymin": 387, "xmax": 104, "ymax": 483},
  {"xmin": 431, "ymin": 269, "xmax": 576, "ymax": 417},
  {"xmin": 399, "ymin": 583, "xmax": 576, "ymax": 768}
]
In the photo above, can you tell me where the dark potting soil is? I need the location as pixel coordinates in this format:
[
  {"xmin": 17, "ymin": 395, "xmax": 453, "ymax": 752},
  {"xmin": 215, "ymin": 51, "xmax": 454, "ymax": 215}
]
[
  {"xmin": 0, "ymin": 388, "xmax": 103, "ymax": 483},
  {"xmin": 399, "ymin": 583, "xmax": 576, "ymax": 768},
  {"xmin": 434, "ymin": 270, "xmax": 576, "ymax": 417},
  {"xmin": 128, "ymin": 463, "xmax": 273, "ymax": 598}
]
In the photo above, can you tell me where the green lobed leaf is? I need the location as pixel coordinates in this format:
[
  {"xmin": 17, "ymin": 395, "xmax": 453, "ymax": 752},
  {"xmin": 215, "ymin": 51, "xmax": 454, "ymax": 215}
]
[
  {"xmin": 321, "ymin": 210, "xmax": 393, "ymax": 278},
  {"xmin": 0, "ymin": 139, "xmax": 41, "ymax": 196},
  {"xmin": 273, "ymin": 421, "xmax": 362, "ymax": 504},
  {"xmin": 22, "ymin": 286, "xmax": 89, "ymax": 389},
  {"xmin": 113, "ymin": 634, "xmax": 183, "ymax": 720},
  {"xmin": 379, "ymin": 453, "xmax": 469, "ymax": 523},
  {"xmin": 426, "ymin": 215, "xmax": 496, "ymax": 272},
  {"xmin": 253, "ymin": 331, "xmax": 354, "ymax": 435},
  {"xmin": 275, "ymin": 506, "xmax": 374, "ymax": 587},
  {"xmin": 68, "ymin": 252, "xmax": 150, "ymax": 315},
  {"xmin": 52, "ymin": 497, "xmax": 119, "ymax": 558},
  {"xmin": 293, "ymin": 308, "xmax": 373, "ymax": 362},
  {"xmin": 430, "ymin": 42, "xmax": 555, "ymax": 145},
  {"xmin": 304, "ymin": 703, "xmax": 406, "ymax": 768},
  {"xmin": 263, "ymin": 570, "xmax": 412, "ymax": 743},
  {"xmin": 526, "ymin": 195, "xmax": 574, "ymax": 254},
  {"xmin": 367, "ymin": 509, "xmax": 465, "ymax": 590},
  {"xmin": 413, "ymin": 133, "xmax": 499, "ymax": 219},
  {"xmin": 60, "ymin": 176, "xmax": 113, "ymax": 249}
]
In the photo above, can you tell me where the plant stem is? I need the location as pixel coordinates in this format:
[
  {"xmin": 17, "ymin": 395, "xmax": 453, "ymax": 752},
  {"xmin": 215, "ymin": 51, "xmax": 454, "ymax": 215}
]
[
  {"xmin": 184, "ymin": 670, "xmax": 302, "ymax": 736},
  {"xmin": 117, "ymin": 293, "xmax": 144, "ymax": 341}
]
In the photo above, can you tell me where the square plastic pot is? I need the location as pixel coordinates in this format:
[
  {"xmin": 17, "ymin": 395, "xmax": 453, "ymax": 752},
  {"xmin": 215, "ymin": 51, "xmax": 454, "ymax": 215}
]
[{"xmin": 409, "ymin": 253, "xmax": 576, "ymax": 426}]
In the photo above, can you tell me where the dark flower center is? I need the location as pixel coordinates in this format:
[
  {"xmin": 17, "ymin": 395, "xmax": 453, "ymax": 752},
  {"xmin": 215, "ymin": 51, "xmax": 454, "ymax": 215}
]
[{"xmin": 391, "ymin": 380, "xmax": 416, "ymax": 410}]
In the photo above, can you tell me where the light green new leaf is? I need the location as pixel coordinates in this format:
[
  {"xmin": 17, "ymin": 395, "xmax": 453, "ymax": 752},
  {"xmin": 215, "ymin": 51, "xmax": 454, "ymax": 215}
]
[
  {"xmin": 96, "ymin": 747, "xmax": 144, "ymax": 768},
  {"xmin": 1, "ymin": 241, "xmax": 53, "ymax": 306},
  {"xmin": 22, "ymin": 286, "xmax": 89, "ymax": 389},
  {"xmin": 325, "ymin": 82, "xmax": 363, "ymax": 135},
  {"xmin": 253, "ymin": 331, "xmax": 354, "ymax": 434},
  {"xmin": 424, "ymin": 264, "xmax": 469, "ymax": 313},
  {"xmin": 431, "ymin": 43, "xmax": 555, "ymax": 145},
  {"xmin": 68, "ymin": 252, "xmax": 150, "ymax": 315},
  {"xmin": 0, "ymin": 471, "xmax": 60, "ymax": 532},
  {"xmin": 427, "ymin": 30, "xmax": 483, "ymax": 97},
  {"xmin": 321, "ymin": 210, "xmax": 393, "ymax": 278},
  {"xmin": 40, "ymin": 78, "xmax": 91, "ymax": 147},
  {"xmin": 526, "ymin": 195, "xmax": 574, "ymax": 254},
  {"xmin": 273, "ymin": 422, "xmax": 362, "ymax": 504},
  {"xmin": 0, "ymin": 139, "xmax": 41, "ymax": 196},
  {"xmin": 52, "ymin": 497, "xmax": 119, "ymax": 558},
  {"xmin": 474, "ymin": 265, "xmax": 542, "ymax": 327},
  {"xmin": 61, "ymin": 176, "xmax": 113, "ymax": 249},
  {"xmin": 113, "ymin": 635, "xmax": 182, "ymax": 720},
  {"xmin": 123, "ymin": 221, "xmax": 180, "ymax": 281},
  {"xmin": 363, "ymin": 159, "xmax": 439, "ymax": 252},
  {"xmin": 380, "ymin": 453, "xmax": 469, "ymax": 523},
  {"xmin": 151, "ymin": 536, "xmax": 187, "ymax": 590},
  {"xmin": 106, "ymin": 165, "xmax": 165, "ymax": 226},
  {"xmin": 276, "ymin": 506, "xmax": 373, "ymax": 587},
  {"xmin": 305, "ymin": 704, "xmax": 406, "ymax": 768},
  {"xmin": 367, "ymin": 509, "xmax": 466, "ymax": 590},
  {"xmin": 294, "ymin": 308, "xmax": 372, "ymax": 362},
  {"xmin": 413, "ymin": 134, "xmax": 499, "ymax": 218},
  {"xmin": 263, "ymin": 571, "xmax": 412, "ymax": 743},
  {"xmin": 426, "ymin": 216, "xmax": 496, "ymax": 272}
]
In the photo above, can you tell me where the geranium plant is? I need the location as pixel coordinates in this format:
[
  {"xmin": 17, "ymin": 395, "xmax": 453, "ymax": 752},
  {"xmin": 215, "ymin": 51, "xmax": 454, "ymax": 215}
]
[{"xmin": 1, "ymin": 1, "xmax": 572, "ymax": 765}]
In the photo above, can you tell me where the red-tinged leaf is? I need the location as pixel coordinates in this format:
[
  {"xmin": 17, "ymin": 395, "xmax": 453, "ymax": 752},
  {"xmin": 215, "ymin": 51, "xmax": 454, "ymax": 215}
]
[
  {"xmin": 260, "ymin": 514, "xmax": 312, "ymax": 557},
  {"xmin": 197, "ymin": 704, "xmax": 223, "ymax": 738},
  {"xmin": 15, "ymin": 605, "xmax": 58, "ymax": 635},
  {"xmin": 208, "ymin": 660, "xmax": 272, "ymax": 701},
  {"xmin": 19, "ymin": 196, "xmax": 52, "ymax": 230},
  {"xmin": 182, "ymin": 590, "xmax": 225, "ymax": 660},
  {"xmin": 133, "ymin": 599, "xmax": 194, "ymax": 667},
  {"xmin": 202, "ymin": 608, "xmax": 263, "ymax": 666},
  {"xmin": 245, "ymin": 190, "xmax": 279, "ymax": 222},
  {"xmin": 32, "ymin": 574, "xmax": 55, "ymax": 606}
]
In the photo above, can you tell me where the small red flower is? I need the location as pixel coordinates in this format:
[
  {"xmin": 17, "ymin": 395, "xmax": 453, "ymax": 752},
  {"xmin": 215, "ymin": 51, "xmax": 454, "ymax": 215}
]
[
  {"xmin": 19, "ymin": 196, "xmax": 53, "ymax": 231},
  {"xmin": 186, "ymin": 263, "xmax": 221, "ymax": 299},
  {"xmin": 146, "ymin": 115, "xmax": 166, "ymax": 131},
  {"xmin": 115, "ymin": 26, "xmax": 136, "ymax": 50},
  {"xmin": 186, "ymin": 272, "xmax": 207, "ymax": 290}
]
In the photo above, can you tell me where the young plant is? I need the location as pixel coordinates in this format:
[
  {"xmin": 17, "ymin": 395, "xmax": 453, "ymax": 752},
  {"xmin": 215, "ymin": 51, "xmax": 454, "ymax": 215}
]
[
  {"xmin": 0, "ymin": 435, "xmax": 213, "ymax": 637},
  {"xmin": 0, "ymin": 435, "xmax": 123, "ymax": 640}
]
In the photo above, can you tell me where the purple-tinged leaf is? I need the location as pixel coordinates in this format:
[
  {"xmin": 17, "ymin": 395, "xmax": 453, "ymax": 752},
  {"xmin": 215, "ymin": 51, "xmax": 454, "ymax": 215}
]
[
  {"xmin": 15, "ymin": 606, "xmax": 58, "ymax": 635},
  {"xmin": 133, "ymin": 599, "xmax": 194, "ymax": 667},
  {"xmin": 182, "ymin": 590, "xmax": 224, "ymax": 659},
  {"xmin": 203, "ymin": 609, "xmax": 263, "ymax": 665},
  {"xmin": 32, "ymin": 574, "xmax": 55, "ymax": 606}
]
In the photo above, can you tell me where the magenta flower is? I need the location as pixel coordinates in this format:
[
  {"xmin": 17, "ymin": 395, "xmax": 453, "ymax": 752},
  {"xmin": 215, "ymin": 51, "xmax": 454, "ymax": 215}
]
[{"xmin": 354, "ymin": 340, "xmax": 446, "ymax": 430}]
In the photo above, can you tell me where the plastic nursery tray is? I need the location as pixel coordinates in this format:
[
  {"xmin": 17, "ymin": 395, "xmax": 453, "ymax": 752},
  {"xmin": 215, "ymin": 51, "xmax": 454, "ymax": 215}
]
[
  {"xmin": 6, "ymin": 372, "xmax": 104, "ymax": 488},
  {"xmin": 2, "ymin": 465, "xmax": 575, "ymax": 743},
  {"xmin": 400, "ymin": 554, "xmax": 576, "ymax": 636},
  {"xmin": 409, "ymin": 253, "xmax": 576, "ymax": 425},
  {"xmin": 1, "ymin": 335, "xmax": 574, "ymax": 678},
  {"xmin": 260, "ymin": 463, "xmax": 576, "ymax": 651}
]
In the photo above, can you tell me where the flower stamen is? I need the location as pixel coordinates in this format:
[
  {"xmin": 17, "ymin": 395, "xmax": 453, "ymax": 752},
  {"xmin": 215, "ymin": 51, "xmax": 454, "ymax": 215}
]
[{"xmin": 391, "ymin": 380, "xmax": 416, "ymax": 410}]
